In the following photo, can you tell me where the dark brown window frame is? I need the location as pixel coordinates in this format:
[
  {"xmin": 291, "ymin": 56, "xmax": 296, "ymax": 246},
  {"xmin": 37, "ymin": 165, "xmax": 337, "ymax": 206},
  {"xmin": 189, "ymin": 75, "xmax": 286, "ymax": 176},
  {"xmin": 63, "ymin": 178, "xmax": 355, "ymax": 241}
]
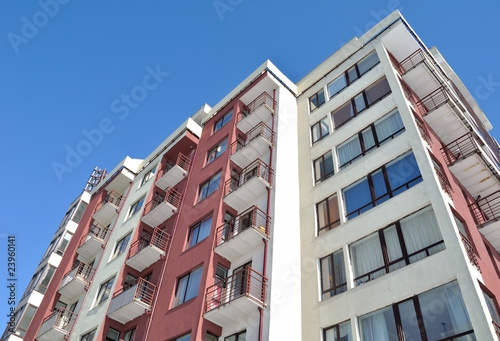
[
  {"xmin": 320, "ymin": 249, "xmax": 347, "ymax": 299},
  {"xmin": 313, "ymin": 150, "xmax": 335, "ymax": 184},
  {"xmin": 309, "ymin": 88, "xmax": 326, "ymax": 112},
  {"xmin": 322, "ymin": 320, "xmax": 351, "ymax": 341},
  {"xmin": 311, "ymin": 117, "xmax": 329, "ymax": 144},
  {"xmin": 316, "ymin": 194, "xmax": 340, "ymax": 235}
]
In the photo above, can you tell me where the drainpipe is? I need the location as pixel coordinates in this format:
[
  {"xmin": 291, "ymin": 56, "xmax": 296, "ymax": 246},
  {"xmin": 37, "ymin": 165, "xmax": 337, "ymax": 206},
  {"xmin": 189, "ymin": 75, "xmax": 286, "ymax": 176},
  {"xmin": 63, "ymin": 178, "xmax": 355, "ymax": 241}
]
[
  {"xmin": 144, "ymin": 146, "xmax": 198, "ymax": 341},
  {"xmin": 259, "ymin": 89, "xmax": 276, "ymax": 341},
  {"xmin": 67, "ymin": 181, "xmax": 134, "ymax": 340}
]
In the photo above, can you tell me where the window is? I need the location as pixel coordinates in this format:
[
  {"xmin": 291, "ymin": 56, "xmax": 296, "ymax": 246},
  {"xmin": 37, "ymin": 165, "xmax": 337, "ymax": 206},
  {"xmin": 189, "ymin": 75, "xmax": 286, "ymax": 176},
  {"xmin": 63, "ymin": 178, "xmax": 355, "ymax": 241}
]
[
  {"xmin": 106, "ymin": 328, "xmax": 120, "ymax": 341},
  {"xmin": 224, "ymin": 330, "xmax": 246, "ymax": 341},
  {"xmin": 313, "ymin": 150, "xmax": 334, "ymax": 183},
  {"xmin": 214, "ymin": 110, "xmax": 233, "ymax": 133},
  {"xmin": 60, "ymin": 204, "xmax": 77, "ymax": 229},
  {"xmin": 126, "ymin": 196, "xmax": 146, "ymax": 220},
  {"xmin": 173, "ymin": 266, "xmax": 203, "ymax": 307},
  {"xmin": 56, "ymin": 232, "xmax": 73, "ymax": 255},
  {"xmin": 174, "ymin": 334, "xmax": 191, "ymax": 341},
  {"xmin": 323, "ymin": 320, "xmax": 351, "ymax": 341},
  {"xmin": 95, "ymin": 277, "xmax": 115, "ymax": 306},
  {"xmin": 332, "ymin": 77, "xmax": 391, "ymax": 129},
  {"xmin": 13, "ymin": 305, "xmax": 36, "ymax": 337},
  {"xmin": 207, "ymin": 138, "xmax": 228, "ymax": 164},
  {"xmin": 337, "ymin": 110, "xmax": 405, "ymax": 169},
  {"xmin": 72, "ymin": 202, "xmax": 88, "ymax": 224},
  {"xmin": 206, "ymin": 333, "xmax": 218, "ymax": 341},
  {"xmin": 112, "ymin": 233, "xmax": 131, "ymax": 259},
  {"xmin": 350, "ymin": 207, "xmax": 444, "ymax": 286},
  {"xmin": 327, "ymin": 50, "xmax": 380, "ymax": 98},
  {"xmin": 80, "ymin": 329, "xmax": 97, "ymax": 341},
  {"xmin": 198, "ymin": 172, "xmax": 221, "ymax": 202},
  {"xmin": 483, "ymin": 290, "xmax": 500, "ymax": 326},
  {"xmin": 316, "ymin": 194, "xmax": 340, "ymax": 235},
  {"xmin": 140, "ymin": 167, "xmax": 156, "ymax": 187},
  {"xmin": 36, "ymin": 266, "xmax": 56, "ymax": 294},
  {"xmin": 320, "ymin": 249, "xmax": 347, "ymax": 300},
  {"xmin": 360, "ymin": 281, "xmax": 474, "ymax": 341},
  {"xmin": 309, "ymin": 88, "xmax": 325, "ymax": 112},
  {"xmin": 188, "ymin": 216, "xmax": 213, "ymax": 248},
  {"xmin": 344, "ymin": 152, "xmax": 422, "ymax": 220},
  {"xmin": 311, "ymin": 117, "xmax": 329, "ymax": 144},
  {"xmin": 123, "ymin": 328, "xmax": 136, "ymax": 341}
]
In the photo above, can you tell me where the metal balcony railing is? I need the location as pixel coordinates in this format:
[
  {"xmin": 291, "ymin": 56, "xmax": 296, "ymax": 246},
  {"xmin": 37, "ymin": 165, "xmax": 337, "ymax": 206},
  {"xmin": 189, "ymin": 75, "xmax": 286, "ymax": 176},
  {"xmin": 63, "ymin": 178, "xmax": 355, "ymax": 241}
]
[
  {"xmin": 433, "ymin": 165, "xmax": 453, "ymax": 196},
  {"xmin": 459, "ymin": 232, "xmax": 480, "ymax": 271},
  {"xmin": 143, "ymin": 188, "xmax": 182, "ymax": 216},
  {"xmin": 127, "ymin": 228, "xmax": 171, "ymax": 259},
  {"xmin": 157, "ymin": 153, "xmax": 191, "ymax": 179},
  {"xmin": 236, "ymin": 92, "xmax": 276, "ymax": 124},
  {"xmin": 469, "ymin": 190, "xmax": 500, "ymax": 227},
  {"xmin": 493, "ymin": 320, "xmax": 500, "ymax": 340},
  {"xmin": 79, "ymin": 223, "xmax": 112, "ymax": 247},
  {"xmin": 229, "ymin": 122, "xmax": 275, "ymax": 156},
  {"xmin": 215, "ymin": 206, "xmax": 271, "ymax": 247},
  {"xmin": 108, "ymin": 278, "xmax": 156, "ymax": 313},
  {"xmin": 38, "ymin": 308, "xmax": 77, "ymax": 335},
  {"xmin": 61, "ymin": 262, "xmax": 95, "ymax": 287},
  {"xmin": 441, "ymin": 132, "xmax": 481, "ymax": 166},
  {"xmin": 94, "ymin": 190, "xmax": 124, "ymax": 213},
  {"xmin": 224, "ymin": 159, "xmax": 273, "ymax": 196},
  {"xmin": 204, "ymin": 267, "xmax": 267, "ymax": 313}
]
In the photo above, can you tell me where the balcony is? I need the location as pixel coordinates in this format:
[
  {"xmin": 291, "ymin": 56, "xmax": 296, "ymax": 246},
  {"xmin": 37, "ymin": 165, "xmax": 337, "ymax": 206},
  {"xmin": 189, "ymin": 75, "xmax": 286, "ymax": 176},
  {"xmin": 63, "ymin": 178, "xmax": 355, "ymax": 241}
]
[
  {"xmin": 107, "ymin": 278, "xmax": 156, "ymax": 324},
  {"xmin": 441, "ymin": 132, "xmax": 500, "ymax": 198},
  {"xmin": 36, "ymin": 308, "xmax": 77, "ymax": 341},
  {"xmin": 126, "ymin": 228, "xmax": 171, "ymax": 272},
  {"xmin": 77, "ymin": 223, "xmax": 112, "ymax": 261},
  {"xmin": 58, "ymin": 262, "xmax": 95, "ymax": 300},
  {"xmin": 141, "ymin": 188, "xmax": 182, "ymax": 228},
  {"xmin": 236, "ymin": 92, "xmax": 276, "ymax": 133},
  {"xmin": 230, "ymin": 122, "xmax": 275, "ymax": 168},
  {"xmin": 214, "ymin": 206, "xmax": 271, "ymax": 260},
  {"xmin": 469, "ymin": 190, "xmax": 500, "ymax": 253},
  {"xmin": 223, "ymin": 159, "xmax": 273, "ymax": 212},
  {"xmin": 204, "ymin": 267, "xmax": 267, "ymax": 326},
  {"xmin": 92, "ymin": 190, "xmax": 124, "ymax": 224},
  {"xmin": 155, "ymin": 153, "xmax": 191, "ymax": 191}
]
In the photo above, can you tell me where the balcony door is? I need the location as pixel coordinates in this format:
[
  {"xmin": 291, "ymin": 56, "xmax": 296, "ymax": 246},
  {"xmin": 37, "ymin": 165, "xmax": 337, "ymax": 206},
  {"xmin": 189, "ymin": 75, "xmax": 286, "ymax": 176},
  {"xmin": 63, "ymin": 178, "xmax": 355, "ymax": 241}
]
[{"xmin": 233, "ymin": 261, "xmax": 251, "ymax": 299}]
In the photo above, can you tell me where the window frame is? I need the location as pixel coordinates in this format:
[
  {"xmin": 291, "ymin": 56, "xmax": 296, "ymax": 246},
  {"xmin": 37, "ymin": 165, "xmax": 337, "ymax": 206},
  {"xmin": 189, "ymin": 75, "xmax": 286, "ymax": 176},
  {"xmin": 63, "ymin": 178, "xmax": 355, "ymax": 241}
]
[
  {"xmin": 112, "ymin": 233, "xmax": 131, "ymax": 259},
  {"xmin": 95, "ymin": 277, "xmax": 115, "ymax": 307},
  {"xmin": 105, "ymin": 327, "xmax": 120, "ymax": 341},
  {"xmin": 213, "ymin": 110, "xmax": 233, "ymax": 133},
  {"xmin": 319, "ymin": 249, "xmax": 347, "ymax": 300},
  {"xmin": 206, "ymin": 138, "xmax": 228, "ymax": 165},
  {"xmin": 313, "ymin": 150, "xmax": 335, "ymax": 184},
  {"xmin": 323, "ymin": 320, "xmax": 352, "ymax": 341},
  {"xmin": 224, "ymin": 330, "xmax": 246, "ymax": 341},
  {"xmin": 187, "ymin": 215, "xmax": 213, "ymax": 248},
  {"xmin": 316, "ymin": 194, "xmax": 340, "ymax": 235},
  {"xmin": 126, "ymin": 196, "xmax": 146, "ymax": 220},
  {"xmin": 311, "ymin": 116, "xmax": 330, "ymax": 144},
  {"xmin": 173, "ymin": 266, "xmax": 203, "ymax": 307},
  {"xmin": 80, "ymin": 329, "xmax": 97, "ymax": 341},
  {"xmin": 309, "ymin": 88, "xmax": 326, "ymax": 112},
  {"xmin": 140, "ymin": 167, "xmax": 156, "ymax": 187},
  {"xmin": 198, "ymin": 172, "xmax": 222, "ymax": 203}
]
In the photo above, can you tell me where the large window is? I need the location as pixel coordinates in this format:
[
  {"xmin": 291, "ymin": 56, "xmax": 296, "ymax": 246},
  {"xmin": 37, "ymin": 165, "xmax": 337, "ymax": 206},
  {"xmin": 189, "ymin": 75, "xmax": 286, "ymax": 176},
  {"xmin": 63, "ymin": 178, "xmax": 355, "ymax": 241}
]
[
  {"xmin": 207, "ymin": 138, "xmax": 228, "ymax": 165},
  {"xmin": 225, "ymin": 330, "xmax": 246, "ymax": 341},
  {"xmin": 140, "ymin": 167, "xmax": 156, "ymax": 187},
  {"xmin": 173, "ymin": 266, "xmax": 203, "ymax": 307},
  {"xmin": 123, "ymin": 328, "xmax": 136, "ymax": 341},
  {"xmin": 13, "ymin": 305, "xmax": 36, "ymax": 337},
  {"xmin": 320, "ymin": 249, "xmax": 347, "ymax": 300},
  {"xmin": 343, "ymin": 152, "xmax": 422, "ymax": 220},
  {"xmin": 188, "ymin": 215, "xmax": 213, "ymax": 248},
  {"xmin": 360, "ymin": 281, "xmax": 474, "ymax": 340},
  {"xmin": 483, "ymin": 290, "xmax": 500, "ymax": 327},
  {"xmin": 198, "ymin": 172, "xmax": 221, "ymax": 202},
  {"xmin": 95, "ymin": 277, "xmax": 115, "ymax": 306},
  {"xmin": 309, "ymin": 88, "xmax": 325, "ymax": 112},
  {"xmin": 73, "ymin": 201, "xmax": 88, "ymax": 224},
  {"xmin": 350, "ymin": 207, "xmax": 444, "ymax": 285},
  {"xmin": 126, "ymin": 196, "xmax": 146, "ymax": 220},
  {"xmin": 337, "ymin": 110, "xmax": 405, "ymax": 169},
  {"xmin": 323, "ymin": 320, "xmax": 351, "ymax": 341},
  {"xmin": 214, "ymin": 110, "xmax": 233, "ymax": 133},
  {"xmin": 81, "ymin": 329, "xmax": 97, "ymax": 341},
  {"xmin": 328, "ymin": 50, "xmax": 380, "ymax": 98},
  {"xmin": 106, "ymin": 328, "xmax": 120, "ymax": 341},
  {"xmin": 311, "ymin": 117, "xmax": 330, "ymax": 144},
  {"xmin": 36, "ymin": 266, "xmax": 56, "ymax": 294},
  {"xmin": 317, "ymin": 194, "xmax": 340, "ymax": 235},
  {"xmin": 112, "ymin": 233, "xmax": 131, "ymax": 259},
  {"xmin": 313, "ymin": 150, "xmax": 334, "ymax": 184},
  {"xmin": 332, "ymin": 77, "xmax": 391, "ymax": 129}
]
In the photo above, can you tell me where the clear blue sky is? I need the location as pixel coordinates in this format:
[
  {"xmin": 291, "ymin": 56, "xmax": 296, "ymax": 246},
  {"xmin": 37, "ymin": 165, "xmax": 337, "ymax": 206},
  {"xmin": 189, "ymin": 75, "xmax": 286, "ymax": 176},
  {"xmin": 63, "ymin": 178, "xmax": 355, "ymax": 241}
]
[{"xmin": 1, "ymin": 0, "xmax": 500, "ymax": 325}]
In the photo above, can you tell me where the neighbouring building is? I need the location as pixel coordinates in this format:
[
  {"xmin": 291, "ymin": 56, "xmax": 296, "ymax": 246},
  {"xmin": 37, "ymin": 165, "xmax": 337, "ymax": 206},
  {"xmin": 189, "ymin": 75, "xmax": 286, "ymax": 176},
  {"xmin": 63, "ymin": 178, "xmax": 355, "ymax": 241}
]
[{"xmin": 3, "ymin": 10, "xmax": 500, "ymax": 341}]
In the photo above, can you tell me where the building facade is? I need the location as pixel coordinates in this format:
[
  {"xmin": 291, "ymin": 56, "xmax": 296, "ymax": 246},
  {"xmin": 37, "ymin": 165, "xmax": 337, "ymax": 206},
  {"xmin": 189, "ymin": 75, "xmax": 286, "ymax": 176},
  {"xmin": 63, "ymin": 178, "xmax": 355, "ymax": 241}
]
[{"xmin": 3, "ymin": 10, "xmax": 500, "ymax": 341}]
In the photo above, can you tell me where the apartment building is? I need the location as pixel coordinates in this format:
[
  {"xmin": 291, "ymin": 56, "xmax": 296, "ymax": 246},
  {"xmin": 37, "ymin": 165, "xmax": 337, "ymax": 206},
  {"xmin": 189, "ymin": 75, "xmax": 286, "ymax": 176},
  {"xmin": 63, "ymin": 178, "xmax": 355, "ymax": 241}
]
[{"xmin": 3, "ymin": 10, "xmax": 500, "ymax": 341}]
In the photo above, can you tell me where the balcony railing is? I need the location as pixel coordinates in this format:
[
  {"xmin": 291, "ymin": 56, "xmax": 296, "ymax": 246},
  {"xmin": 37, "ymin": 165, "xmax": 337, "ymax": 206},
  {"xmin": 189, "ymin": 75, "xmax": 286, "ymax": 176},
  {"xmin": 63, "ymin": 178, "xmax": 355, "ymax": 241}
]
[
  {"xmin": 94, "ymin": 190, "xmax": 124, "ymax": 213},
  {"xmin": 460, "ymin": 232, "xmax": 480, "ymax": 271},
  {"xmin": 224, "ymin": 159, "xmax": 273, "ymax": 196},
  {"xmin": 128, "ymin": 228, "xmax": 170, "ymax": 259},
  {"xmin": 107, "ymin": 278, "xmax": 156, "ymax": 324},
  {"xmin": 433, "ymin": 165, "xmax": 453, "ymax": 197},
  {"xmin": 204, "ymin": 267, "xmax": 267, "ymax": 314},
  {"xmin": 236, "ymin": 92, "xmax": 276, "ymax": 124},
  {"xmin": 493, "ymin": 320, "xmax": 500, "ymax": 340},
  {"xmin": 157, "ymin": 153, "xmax": 191, "ymax": 179},
  {"xmin": 79, "ymin": 223, "xmax": 112, "ymax": 247},
  {"xmin": 37, "ymin": 308, "xmax": 77, "ymax": 339},
  {"xmin": 441, "ymin": 132, "xmax": 482, "ymax": 166},
  {"xmin": 61, "ymin": 262, "xmax": 95, "ymax": 286},
  {"xmin": 469, "ymin": 190, "xmax": 500, "ymax": 227},
  {"xmin": 230, "ymin": 122, "xmax": 275, "ymax": 155},
  {"xmin": 143, "ymin": 188, "xmax": 182, "ymax": 216},
  {"xmin": 215, "ymin": 206, "xmax": 271, "ymax": 247}
]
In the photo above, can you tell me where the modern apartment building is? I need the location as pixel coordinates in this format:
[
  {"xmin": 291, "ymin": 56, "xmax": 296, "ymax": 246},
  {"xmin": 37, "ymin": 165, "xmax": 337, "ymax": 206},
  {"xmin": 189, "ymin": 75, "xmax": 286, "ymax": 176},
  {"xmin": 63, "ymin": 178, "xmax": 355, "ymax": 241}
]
[{"xmin": 3, "ymin": 10, "xmax": 500, "ymax": 341}]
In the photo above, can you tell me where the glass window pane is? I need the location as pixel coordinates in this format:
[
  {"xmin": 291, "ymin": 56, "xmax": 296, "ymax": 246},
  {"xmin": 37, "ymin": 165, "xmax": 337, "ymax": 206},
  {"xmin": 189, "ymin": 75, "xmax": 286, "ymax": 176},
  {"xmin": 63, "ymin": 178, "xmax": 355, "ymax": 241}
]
[
  {"xmin": 323, "ymin": 152, "xmax": 334, "ymax": 179},
  {"xmin": 354, "ymin": 93, "xmax": 366, "ymax": 113},
  {"xmin": 483, "ymin": 291, "xmax": 500, "ymax": 324},
  {"xmin": 358, "ymin": 51, "xmax": 380, "ymax": 75},
  {"xmin": 174, "ymin": 276, "xmax": 188, "ymax": 306},
  {"xmin": 398, "ymin": 300, "xmax": 422, "ymax": 341},
  {"xmin": 383, "ymin": 225, "xmax": 403, "ymax": 264},
  {"xmin": 338, "ymin": 135, "xmax": 362, "ymax": 168},
  {"xmin": 317, "ymin": 89, "xmax": 326, "ymax": 107},
  {"xmin": 375, "ymin": 111, "xmax": 404, "ymax": 144},
  {"xmin": 17, "ymin": 306, "xmax": 36, "ymax": 336},
  {"xmin": 333, "ymin": 251, "xmax": 346, "ymax": 291},
  {"xmin": 350, "ymin": 233, "xmax": 385, "ymax": 284},
  {"xmin": 185, "ymin": 267, "xmax": 203, "ymax": 302},
  {"xmin": 207, "ymin": 173, "xmax": 221, "ymax": 196},
  {"xmin": 312, "ymin": 123, "xmax": 320, "ymax": 143},
  {"xmin": 317, "ymin": 200, "xmax": 328, "ymax": 229},
  {"xmin": 360, "ymin": 306, "xmax": 398, "ymax": 341},
  {"xmin": 365, "ymin": 78, "xmax": 391, "ymax": 105},
  {"xmin": 400, "ymin": 208, "xmax": 443, "ymax": 259},
  {"xmin": 386, "ymin": 153, "xmax": 422, "ymax": 192},
  {"xmin": 344, "ymin": 178, "xmax": 372, "ymax": 219},
  {"xmin": 332, "ymin": 102, "xmax": 354, "ymax": 128},
  {"xmin": 321, "ymin": 118, "xmax": 330, "ymax": 137},
  {"xmin": 327, "ymin": 195, "xmax": 340, "ymax": 227},
  {"xmin": 321, "ymin": 256, "xmax": 333, "ymax": 293},
  {"xmin": 338, "ymin": 321, "xmax": 352, "ymax": 340},
  {"xmin": 176, "ymin": 333, "xmax": 191, "ymax": 341},
  {"xmin": 328, "ymin": 74, "xmax": 347, "ymax": 97},
  {"xmin": 362, "ymin": 127, "xmax": 376, "ymax": 152},
  {"xmin": 197, "ymin": 216, "xmax": 212, "ymax": 243},
  {"xmin": 347, "ymin": 66, "xmax": 358, "ymax": 84},
  {"xmin": 310, "ymin": 95, "xmax": 318, "ymax": 111},
  {"xmin": 371, "ymin": 170, "xmax": 388, "ymax": 203}
]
